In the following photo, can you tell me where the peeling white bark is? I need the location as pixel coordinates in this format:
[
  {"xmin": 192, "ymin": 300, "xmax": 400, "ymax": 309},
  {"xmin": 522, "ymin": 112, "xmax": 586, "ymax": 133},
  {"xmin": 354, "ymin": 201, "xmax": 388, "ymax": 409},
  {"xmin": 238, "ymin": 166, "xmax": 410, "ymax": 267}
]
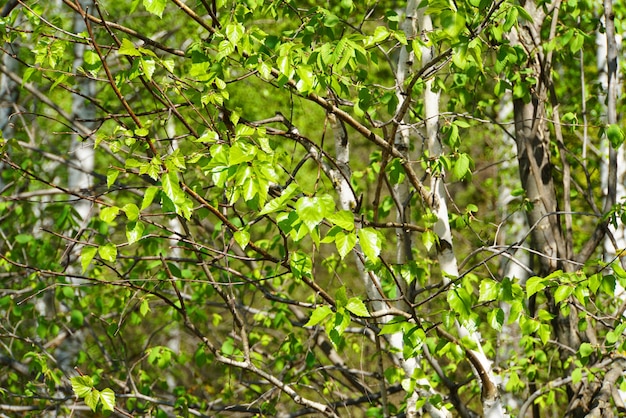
[{"xmin": 416, "ymin": 5, "xmax": 505, "ymax": 416}]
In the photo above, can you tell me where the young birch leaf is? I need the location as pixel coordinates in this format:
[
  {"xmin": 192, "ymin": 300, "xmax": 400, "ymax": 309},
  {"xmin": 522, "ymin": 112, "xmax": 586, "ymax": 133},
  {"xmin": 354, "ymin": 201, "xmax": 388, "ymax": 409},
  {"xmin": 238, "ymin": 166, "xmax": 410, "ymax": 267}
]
[
  {"xmin": 335, "ymin": 231, "xmax": 356, "ymax": 259},
  {"xmin": 358, "ymin": 228, "xmax": 382, "ymax": 260},
  {"xmin": 141, "ymin": 186, "xmax": 159, "ymax": 210},
  {"xmin": 84, "ymin": 389, "xmax": 99, "ymax": 412},
  {"xmin": 326, "ymin": 210, "xmax": 355, "ymax": 231},
  {"xmin": 100, "ymin": 388, "xmax": 116, "ymax": 412},
  {"xmin": 554, "ymin": 285, "xmax": 573, "ymax": 304},
  {"xmin": 479, "ymin": 279, "xmax": 500, "ymax": 302},
  {"xmin": 304, "ymin": 305, "xmax": 333, "ymax": 327},
  {"xmin": 525, "ymin": 276, "xmax": 546, "ymax": 298},
  {"xmin": 447, "ymin": 286, "xmax": 473, "ymax": 320},
  {"xmin": 346, "ymin": 297, "xmax": 370, "ymax": 317},
  {"xmin": 143, "ymin": 0, "xmax": 166, "ymax": 18},
  {"xmin": 100, "ymin": 206, "xmax": 119, "ymax": 223},
  {"xmin": 106, "ymin": 169, "xmax": 119, "ymax": 188},
  {"xmin": 607, "ymin": 124, "xmax": 625, "ymax": 149},
  {"xmin": 234, "ymin": 229, "xmax": 250, "ymax": 249},
  {"xmin": 295, "ymin": 196, "xmax": 325, "ymax": 231},
  {"xmin": 80, "ymin": 246, "xmax": 98, "ymax": 273},
  {"xmin": 259, "ymin": 183, "xmax": 300, "ymax": 216},
  {"xmin": 118, "ymin": 38, "xmax": 141, "ymax": 56},
  {"xmin": 126, "ymin": 221, "xmax": 144, "ymax": 245},
  {"xmin": 122, "ymin": 203, "xmax": 139, "ymax": 221},
  {"xmin": 70, "ymin": 376, "xmax": 93, "ymax": 398},
  {"xmin": 98, "ymin": 243, "xmax": 117, "ymax": 263}
]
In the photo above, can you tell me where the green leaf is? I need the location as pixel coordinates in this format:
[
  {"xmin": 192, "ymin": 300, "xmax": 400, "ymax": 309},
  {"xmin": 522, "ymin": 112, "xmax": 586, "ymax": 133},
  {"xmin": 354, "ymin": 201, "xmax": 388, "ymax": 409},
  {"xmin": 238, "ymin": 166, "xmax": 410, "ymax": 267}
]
[
  {"xmin": 126, "ymin": 221, "xmax": 144, "ymax": 245},
  {"xmin": 290, "ymin": 250, "xmax": 312, "ymax": 280},
  {"xmin": 15, "ymin": 234, "xmax": 32, "ymax": 244},
  {"xmin": 335, "ymin": 286, "xmax": 348, "ymax": 306},
  {"xmin": 100, "ymin": 388, "xmax": 115, "ymax": 412},
  {"xmin": 554, "ymin": 285, "xmax": 572, "ymax": 304},
  {"xmin": 234, "ymin": 229, "xmax": 250, "ymax": 249},
  {"xmin": 225, "ymin": 23, "xmax": 245, "ymax": 45},
  {"xmin": 100, "ymin": 206, "xmax": 119, "ymax": 223},
  {"xmin": 454, "ymin": 153, "xmax": 471, "ymax": 180},
  {"xmin": 143, "ymin": 0, "xmax": 166, "ymax": 17},
  {"xmin": 525, "ymin": 276, "xmax": 546, "ymax": 298},
  {"xmin": 80, "ymin": 246, "xmax": 98, "ymax": 273},
  {"xmin": 141, "ymin": 186, "xmax": 159, "ymax": 210},
  {"xmin": 140, "ymin": 58, "xmax": 155, "ymax": 80},
  {"xmin": 70, "ymin": 309, "xmax": 84, "ymax": 327},
  {"xmin": 259, "ymin": 183, "xmax": 301, "ymax": 216},
  {"xmin": 479, "ymin": 279, "xmax": 500, "ymax": 302},
  {"xmin": 345, "ymin": 297, "xmax": 369, "ymax": 317},
  {"xmin": 304, "ymin": 305, "xmax": 333, "ymax": 327},
  {"xmin": 84, "ymin": 388, "xmax": 99, "ymax": 412},
  {"xmin": 379, "ymin": 319, "xmax": 405, "ymax": 335},
  {"xmin": 139, "ymin": 298, "xmax": 151, "ymax": 316},
  {"xmin": 487, "ymin": 308, "xmax": 504, "ymax": 331},
  {"xmin": 503, "ymin": 6, "xmax": 518, "ymax": 31},
  {"xmin": 447, "ymin": 286, "xmax": 473, "ymax": 320},
  {"xmin": 107, "ymin": 169, "xmax": 119, "ymax": 188},
  {"xmin": 70, "ymin": 376, "xmax": 93, "ymax": 398},
  {"xmin": 295, "ymin": 195, "xmax": 331, "ymax": 231},
  {"xmin": 607, "ymin": 124, "xmax": 625, "ymax": 149},
  {"xmin": 122, "ymin": 203, "xmax": 140, "ymax": 221},
  {"xmin": 578, "ymin": 342, "xmax": 593, "ymax": 359},
  {"xmin": 358, "ymin": 228, "xmax": 382, "ymax": 260},
  {"xmin": 98, "ymin": 243, "xmax": 117, "ymax": 263},
  {"xmin": 335, "ymin": 231, "xmax": 357, "ymax": 259},
  {"xmin": 441, "ymin": 10, "xmax": 466, "ymax": 38},
  {"xmin": 118, "ymin": 38, "xmax": 141, "ymax": 56},
  {"xmin": 326, "ymin": 210, "xmax": 355, "ymax": 231}
]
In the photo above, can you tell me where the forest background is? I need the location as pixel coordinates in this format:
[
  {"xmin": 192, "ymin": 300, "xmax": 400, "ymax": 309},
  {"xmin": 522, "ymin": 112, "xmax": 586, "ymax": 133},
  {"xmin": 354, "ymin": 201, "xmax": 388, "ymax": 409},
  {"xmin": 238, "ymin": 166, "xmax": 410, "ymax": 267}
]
[{"xmin": 1, "ymin": 0, "xmax": 626, "ymax": 417}]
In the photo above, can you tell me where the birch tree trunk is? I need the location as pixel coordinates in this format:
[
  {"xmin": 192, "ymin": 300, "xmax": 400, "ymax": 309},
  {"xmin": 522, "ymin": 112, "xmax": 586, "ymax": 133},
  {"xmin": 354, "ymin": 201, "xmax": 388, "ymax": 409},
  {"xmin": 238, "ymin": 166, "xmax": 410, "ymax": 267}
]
[{"xmin": 416, "ymin": 4, "xmax": 505, "ymax": 416}]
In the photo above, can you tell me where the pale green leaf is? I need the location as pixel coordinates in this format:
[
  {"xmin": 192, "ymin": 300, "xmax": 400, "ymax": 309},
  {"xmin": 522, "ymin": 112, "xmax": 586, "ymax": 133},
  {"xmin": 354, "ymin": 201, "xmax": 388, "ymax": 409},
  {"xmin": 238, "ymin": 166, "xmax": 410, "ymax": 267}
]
[
  {"xmin": 358, "ymin": 228, "xmax": 382, "ymax": 260},
  {"xmin": 447, "ymin": 286, "xmax": 473, "ymax": 320},
  {"xmin": 525, "ymin": 276, "xmax": 546, "ymax": 298},
  {"xmin": 99, "ymin": 206, "xmax": 119, "ymax": 223},
  {"xmin": 554, "ymin": 285, "xmax": 573, "ymax": 304},
  {"xmin": 295, "ymin": 196, "xmax": 325, "ymax": 231},
  {"xmin": 106, "ymin": 169, "xmax": 119, "ymax": 189},
  {"xmin": 80, "ymin": 246, "xmax": 98, "ymax": 273},
  {"xmin": 143, "ymin": 0, "xmax": 166, "ymax": 17},
  {"xmin": 118, "ymin": 38, "xmax": 141, "ymax": 56},
  {"xmin": 141, "ymin": 186, "xmax": 159, "ymax": 210},
  {"xmin": 326, "ymin": 210, "xmax": 355, "ymax": 231},
  {"xmin": 304, "ymin": 305, "xmax": 333, "ymax": 327},
  {"xmin": 98, "ymin": 243, "xmax": 117, "ymax": 263},
  {"xmin": 122, "ymin": 203, "xmax": 139, "ymax": 221},
  {"xmin": 234, "ymin": 229, "xmax": 250, "ymax": 249},
  {"xmin": 84, "ymin": 389, "xmax": 99, "ymax": 412},
  {"xmin": 579, "ymin": 342, "xmax": 593, "ymax": 359},
  {"xmin": 479, "ymin": 279, "xmax": 499, "ymax": 302},
  {"xmin": 100, "ymin": 388, "xmax": 115, "ymax": 412},
  {"xmin": 140, "ymin": 58, "xmax": 156, "ymax": 80},
  {"xmin": 259, "ymin": 183, "xmax": 301, "ymax": 216},
  {"xmin": 70, "ymin": 376, "xmax": 93, "ymax": 398},
  {"xmin": 335, "ymin": 231, "xmax": 356, "ymax": 259},
  {"xmin": 139, "ymin": 298, "xmax": 151, "ymax": 316},
  {"xmin": 126, "ymin": 221, "xmax": 144, "ymax": 245},
  {"xmin": 607, "ymin": 124, "xmax": 625, "ymax": 149},
  {"xmin": 345, "ymin": 297, "xmax": 369, "ymax": 317}
]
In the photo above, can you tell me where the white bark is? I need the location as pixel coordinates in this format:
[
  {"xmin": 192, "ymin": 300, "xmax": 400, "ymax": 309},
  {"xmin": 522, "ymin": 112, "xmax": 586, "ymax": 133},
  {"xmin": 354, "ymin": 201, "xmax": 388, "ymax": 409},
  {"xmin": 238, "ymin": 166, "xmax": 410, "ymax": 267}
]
[
  {"xmin": 598, "ymin": 1, "xmax": 626, "ymax": 410},
  {"xmin": 417, "ymin": 6, "xmax": 505, "ymax": 417},
  {"xmin": 598, "ymin": 12, "xmax": 626, "ymax": 265}
]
